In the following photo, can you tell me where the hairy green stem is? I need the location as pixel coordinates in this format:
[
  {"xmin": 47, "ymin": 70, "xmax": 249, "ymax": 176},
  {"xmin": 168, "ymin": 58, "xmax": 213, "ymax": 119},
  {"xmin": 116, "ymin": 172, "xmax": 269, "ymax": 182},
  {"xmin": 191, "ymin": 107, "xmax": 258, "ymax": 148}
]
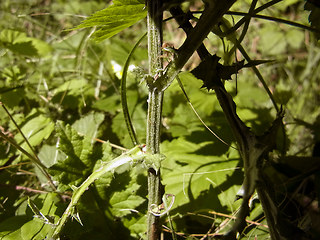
[
  {"xmin": 146, "ymin": 0, "xmax": 164, "ymax": 239},
  {"xmin": 144, "ymin": 1, "xmax": 237, "ymax": 238}
]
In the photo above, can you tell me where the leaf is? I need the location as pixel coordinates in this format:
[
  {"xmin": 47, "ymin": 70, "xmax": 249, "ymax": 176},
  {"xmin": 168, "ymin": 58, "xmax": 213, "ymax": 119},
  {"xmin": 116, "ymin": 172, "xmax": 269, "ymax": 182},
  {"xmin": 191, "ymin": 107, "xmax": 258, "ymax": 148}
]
[
  {"xmin": 21, "ymin": 194, "xmax": 58, "ymax": 239},
  {"xmin": 72, "ymin": 112, "xmax": 105, "ymax": 140},
  {"xmin": 91, "ymin": 165, "xmax": 147, "ymax": 237},
  {"xmin": 0, "ymin": 193, "xmax": 59, "ymax": 240},
  {"xmin": 54, "ymin": 79, "xmax": 88, "ymax": 93},
  {"xmin": 285, "ymin": 28, "xmax": 305, "ymax": 49},
  {"xmin": 191, "ymin": 55, "xmax": 256, "ymax": 91},
  {"xmin": 273, "ymin": 89, "xmax": 293, "ymax": 105},
  {"xmin": 111, "ymin": 100, "xmax": 147, "ymax": 147},
  {"xmin": 1, "ymin": 65, "xmax": 26, "ymax": 83},
  {"xmin": 108, "ymin": 174, "xmax": 146, "ymax": 217},
  {"xmin": 0, "ymin": 216, "xmax": 29, "ymax": 239},
  {"xmin": 92, "ymin": 95, "xmax": 121, "ymax": 115},
  {"xmin": 305, "ymin": 1, "xmax": 320, "ymax": 39},
  {"xmin": 0, "ymin": 87, "xmax": 25, "ymax": 108},
  {"xmin": 49, "ymin": 122, "xmax": 97, "ymax": 191},
  {"xmin": 74, "ymin": 0, "xmax": 147, "ymax": 42},
  {"xmin": 161, "ymin": 138, "xmax": 242, "ymax": 213},
  {"xmin": 13, "ymin": 110, "xmax": 55, "ymax": 150},
  {"xmin": 92, "ymin": 145, "xmax": 146, "ymax": 209},
  {"xmin": 123, "ymin": 215, "xmax": 147, "ymax": 238},
  {"xmin": 0, "ymin": 29, "xmax": 52, "ymax": 56},
  {"xmin": 60, "ymin": 145, "xmax": 146, "ymax": 238},
  {"xmin": 191, "ymin": 55, "xmax": 222, "ymax": 90},
  {"xmin": 258, "ymin": 24, "xmax": 287, "ymax": 55},
  {"xmin": 38, "ymin": 145, "xmax": 65, "ymax": 168}
]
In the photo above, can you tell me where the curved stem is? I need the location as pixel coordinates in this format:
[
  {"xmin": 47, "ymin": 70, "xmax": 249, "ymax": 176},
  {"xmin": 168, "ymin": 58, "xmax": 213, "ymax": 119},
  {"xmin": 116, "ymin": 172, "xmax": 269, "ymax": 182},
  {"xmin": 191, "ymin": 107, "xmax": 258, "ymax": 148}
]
[
  {"xmin": 121, "ymin": 32, "xmax": 147, "ymax": 146},
  {"xmin": 226, "ymin": 11, "xmax": 320, "ymax": 34},
  {"xmin": 52, "ymin": 146, "xmax": 144, "ymax": 239}
]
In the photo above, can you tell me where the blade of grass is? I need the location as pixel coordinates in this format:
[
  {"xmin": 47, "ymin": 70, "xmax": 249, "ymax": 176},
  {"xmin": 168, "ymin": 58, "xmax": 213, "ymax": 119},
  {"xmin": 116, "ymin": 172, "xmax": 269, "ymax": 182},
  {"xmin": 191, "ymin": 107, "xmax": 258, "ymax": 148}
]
[{"xmin": 0, "ymin": 102, "xmax": 56, "ymax": 190}]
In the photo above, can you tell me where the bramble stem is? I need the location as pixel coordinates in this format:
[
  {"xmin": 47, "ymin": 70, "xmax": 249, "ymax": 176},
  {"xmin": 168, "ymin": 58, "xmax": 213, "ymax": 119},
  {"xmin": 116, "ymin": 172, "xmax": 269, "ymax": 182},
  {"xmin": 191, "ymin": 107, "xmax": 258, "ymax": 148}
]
[{"xmin": 52, "ymin": 146, "xmax": 145, "ymax": 239}]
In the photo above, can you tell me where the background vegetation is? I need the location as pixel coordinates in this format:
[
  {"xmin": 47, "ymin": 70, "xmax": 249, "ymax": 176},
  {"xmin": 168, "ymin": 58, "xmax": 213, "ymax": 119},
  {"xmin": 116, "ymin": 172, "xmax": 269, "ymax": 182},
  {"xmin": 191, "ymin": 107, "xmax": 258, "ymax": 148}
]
[{"xmin": 0, "ymin": 0, "xmax": 319, "ymax": 239}]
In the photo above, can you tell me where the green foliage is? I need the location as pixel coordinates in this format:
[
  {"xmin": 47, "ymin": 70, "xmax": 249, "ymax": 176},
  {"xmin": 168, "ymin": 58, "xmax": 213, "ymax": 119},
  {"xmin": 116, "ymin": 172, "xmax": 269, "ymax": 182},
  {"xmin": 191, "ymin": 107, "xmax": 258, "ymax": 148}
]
[
  {"xmin": 0, "ymin": 29, "xmax": 52, "ymax": 57},
  {"xmin": 0, "ymin": 0, "xmax": 319, "ymax": 239},
  {"xmin": 49, "ymin": 123, "xmax": 98, "ymax": 191},
  {"xmin": 0, "ymin": 193, "xmax": 60, "ymax": 240},
  {"xmin": 74, "ymin": 0, "xmax": 147, "ymax": 42}
]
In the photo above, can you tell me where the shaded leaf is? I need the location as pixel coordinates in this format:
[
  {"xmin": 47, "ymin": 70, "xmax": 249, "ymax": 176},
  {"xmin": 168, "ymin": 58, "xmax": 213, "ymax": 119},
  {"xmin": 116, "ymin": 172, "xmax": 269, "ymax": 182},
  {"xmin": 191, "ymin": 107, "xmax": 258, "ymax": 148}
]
[
  {"xmin": 273, "ymin": 89, "xmax": 293, "ymax": 105},
  {"xmin": 0, "ymin": 193, "xmax": 59, "ymax": 240},
  {"xmin": 123, "ymin": 215, "xmax": 146, "ymax": 238},
  {"xmin": 191, "ymin": 55, "xmax": 269, "ymax": 91},
  {"xmin": 304, "ymin": 1, "xmax": 320, "ymax": 39},
  {"xmin": 108, "ymin": 174, "xmax": 146, "ymax": 217},
  {"xmin": 0, "ymin": 216, "xmax": 29, "ymax": 239},
  {"xmin": 92, "ymin": 95, "xmax": 121, "ymax": 115},
  {"xmin": 0, "ymin": 87, "xmax": 25, "ymax": 108},
  {"xmin": 1, "ymin": 66, "xmax": 26, "ymax": 83},
  {"xmin": 191, "ymin": 55, "xmax": 222, "ymax": 90},
  {"xmin": 0, "ymin": 29, "xmax": 52, "ymax": 56}
]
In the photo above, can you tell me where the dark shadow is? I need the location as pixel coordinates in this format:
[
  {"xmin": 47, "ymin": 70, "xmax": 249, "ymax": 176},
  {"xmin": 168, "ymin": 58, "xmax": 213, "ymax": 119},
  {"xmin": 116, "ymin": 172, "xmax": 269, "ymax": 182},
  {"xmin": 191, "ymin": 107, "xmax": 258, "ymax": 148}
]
[{"xmin": 167, "ymin": 159, "xmax": 243, "ymax": 236}]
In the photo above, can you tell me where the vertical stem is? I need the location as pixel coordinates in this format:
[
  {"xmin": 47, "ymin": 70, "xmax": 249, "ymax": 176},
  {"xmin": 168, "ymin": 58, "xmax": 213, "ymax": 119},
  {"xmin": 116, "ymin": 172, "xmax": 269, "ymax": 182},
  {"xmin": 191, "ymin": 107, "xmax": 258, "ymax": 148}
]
[
  {"xmin": 146, "ymin": 0, "xmax": 163, "ymax": 239},
  {"xmin": 147, "ymin": 0, "xmax": 162, "ymax": 75}
]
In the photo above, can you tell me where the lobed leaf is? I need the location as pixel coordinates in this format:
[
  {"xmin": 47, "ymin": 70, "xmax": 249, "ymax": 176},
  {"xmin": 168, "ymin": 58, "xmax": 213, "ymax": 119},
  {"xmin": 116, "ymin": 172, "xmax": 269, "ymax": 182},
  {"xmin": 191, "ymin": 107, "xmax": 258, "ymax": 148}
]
[{"xmin": 49, "ymin": 123, "xmax": 96, "ymax": 191}]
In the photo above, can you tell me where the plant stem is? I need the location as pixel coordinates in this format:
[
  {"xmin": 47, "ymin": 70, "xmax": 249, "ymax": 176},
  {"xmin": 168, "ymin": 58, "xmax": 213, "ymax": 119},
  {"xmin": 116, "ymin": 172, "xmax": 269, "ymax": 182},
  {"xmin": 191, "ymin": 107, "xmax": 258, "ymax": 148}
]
[
  {"xmin": 144, "ymin": 1, "xmax": 238, "ymax": 238},
  {"xmin": 146, "ymin": 0, "xmax": 164, "ymax": 239},
  {"xmin": 52, "ymin": 146, "xmax": 145, "ymax": 239}
]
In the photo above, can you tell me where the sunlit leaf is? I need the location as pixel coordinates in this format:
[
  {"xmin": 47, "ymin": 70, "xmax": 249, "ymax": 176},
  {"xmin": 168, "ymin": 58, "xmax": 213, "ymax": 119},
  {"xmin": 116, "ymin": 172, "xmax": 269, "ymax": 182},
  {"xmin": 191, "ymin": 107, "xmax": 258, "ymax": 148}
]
[
  {"xmin": 161, "ymin": 138, "xmax": 242, "ymax": 213},
  {"xmin": 109, "ymin": 175, "xmax": 146, "ymax": 217},
  {"xmin": 74, "ymin": 0, "xmax": 147, "ymax": 42},
  {"xmin": 72, "ymin": 112, "xmax": 105, "ymax": 140},
  {"xmin": 49, "ymin": 123, "xmax": 97, "ymax": 191},
  {"xmin": 13, "ymin": 110, "xmax": 55, "ymax": 150},
  {"xmin": 38, "ymin": 145, "xmax": 65, "ymax": 168}
]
